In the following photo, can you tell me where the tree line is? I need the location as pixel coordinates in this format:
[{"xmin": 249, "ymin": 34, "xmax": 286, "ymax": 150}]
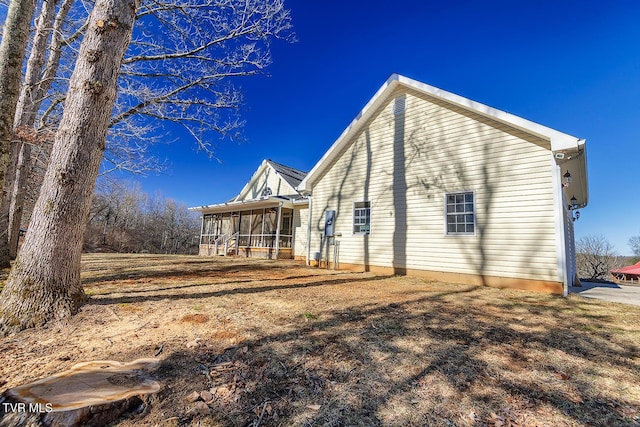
[
  {"xmin": 85, "ymin": 180, "xmax": 200, "ymax": 255},
  {"xmin": 576, "ymin": 234, "xmax": 640, "ymax": 281}
]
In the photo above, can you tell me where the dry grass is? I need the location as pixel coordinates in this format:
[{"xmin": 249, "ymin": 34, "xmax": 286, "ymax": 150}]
[{"xmin": 1, "ymin": 253, "xmax": 639, "ymax": 426}]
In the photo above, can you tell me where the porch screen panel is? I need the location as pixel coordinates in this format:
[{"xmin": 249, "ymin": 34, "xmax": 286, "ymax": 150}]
[
  {"xmin": 239, "ymin": 211, "xmax": 251, "ymax": 246},
  {"xmin": 264, "ymin": 209, "xmax": 277, "ymax": 247},
  {"xmin": 251, "ymin": 209, "xmax": 264, "ymax": 246},
  {"xmin": 279, "ymin": 209, "xmax": 293, "ymax": 248},
  {"xmin": 230, "ymin": 213, "xmax": 239, "ymax": 235},
  {"xmin": 220, "ymin": 213, "xmax": 231, "ymax": 236},
  {"xmin": 201, "ymin": 214, "xmax": 216, "ymax": 244}
]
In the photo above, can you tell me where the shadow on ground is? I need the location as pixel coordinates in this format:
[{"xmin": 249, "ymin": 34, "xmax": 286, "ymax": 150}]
[{"xmin": 107, "ymin": 281, "xmax": 640, "ymax": 426}]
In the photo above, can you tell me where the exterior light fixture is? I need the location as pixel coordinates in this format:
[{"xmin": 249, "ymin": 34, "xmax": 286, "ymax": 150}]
[
  {"xmin": 563, "ymin": 170, "xmax": 572, "ymax": 187},
  {"xmin": 570, "ymin": 196, "xmax": 578, "ymax": 210},
  {"xmin": 568, "ymin": 196, "xmax": 580, "ymax": 221}
]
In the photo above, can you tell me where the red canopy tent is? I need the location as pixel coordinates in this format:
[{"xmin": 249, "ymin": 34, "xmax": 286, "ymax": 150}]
[{"xmin": 611, "ymin": 262, "xmax": 640, "ymax": 284}]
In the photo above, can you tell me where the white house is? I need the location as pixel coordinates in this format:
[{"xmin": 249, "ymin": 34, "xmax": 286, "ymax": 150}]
[
  {"xmin": 194, "ymin": 74, "xmax": 588, "ymax": 295},
  {"xmin": 191, "ymin": 159, "xmax": 309, "ymax": 260}
]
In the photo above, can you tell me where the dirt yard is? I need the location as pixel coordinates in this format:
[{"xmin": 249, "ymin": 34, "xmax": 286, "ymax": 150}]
[{"xmin": 1, "ymin": 254, "xmax": 639, "ymax": 426}]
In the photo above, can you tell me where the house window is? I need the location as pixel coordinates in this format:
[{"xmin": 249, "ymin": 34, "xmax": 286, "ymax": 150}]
[
  {"xmin": 353, "ymin": 201, "xmax": 371, "ymax": 235},
  {"xmin": 445, "ymin": 192, "xmax": 475, "ymax": 235}
]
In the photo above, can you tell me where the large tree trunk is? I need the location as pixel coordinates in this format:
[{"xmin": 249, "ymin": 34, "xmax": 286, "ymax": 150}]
[
  {"xmin": 0, "ymin": 0, "xmax": 138, "ymax": 335},
  {"xmin": 0, "ymin": 0, "xmax": 37, "ymax": 267}
]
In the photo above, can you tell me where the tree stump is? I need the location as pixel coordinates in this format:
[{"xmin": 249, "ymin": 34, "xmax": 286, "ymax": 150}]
[{"xmin": 0, "ymin": 359, "xmax": 161, "ymax": 427}]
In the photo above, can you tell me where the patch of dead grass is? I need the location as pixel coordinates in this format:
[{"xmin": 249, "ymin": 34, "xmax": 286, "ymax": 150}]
[
  {"xmin": 0, "ymin": 254, "xmax": 639, "ymax": 426},
  {"xmin": 180, "ymin": 314, "xmax": 210, "ymax": 324}
]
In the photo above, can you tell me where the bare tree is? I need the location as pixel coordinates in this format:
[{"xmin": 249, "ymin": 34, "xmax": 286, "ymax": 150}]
[
  {"xmin": 1, "ymin": 0, "xmax": 293, "ymax": 264},
  {"xmin": 0, "ymin": 0, "xmax": 83, "ymax": 264},
  {"xmin": 111, "ymin": 0, "xmax": 294, "ymax": 155},
  {"xmin": 85, "ymin": 179, "xmax": 143, "ymax": 251},
  {"xmin": 0, "ymin": 0, "xmax": 138, "ymax": 335},
  {"xmin": 84, "ymin": 180, "xmax": 200, "ymax": 254},
  {"xmin": 0, "ymin": 0, "xmax": 294, "ymax": 333},
  {"xmin": 0, "ymin": 0, "xmax": 37, "ymax": 266},
  {"xmin": 2, "ymin": 0, "xmax": 69, "ymax": 262},
  {"xmin": 629, "ymin": 235, "xmax": 640, "ymax": 258},
  {"xmin": 576, "ymin": 234, "xmax": 621, "ymax": 281}
]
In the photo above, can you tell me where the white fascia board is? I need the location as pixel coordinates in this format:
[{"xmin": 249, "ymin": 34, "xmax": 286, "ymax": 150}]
[
  {"xmin": 189, "ymin": 197, "xmax": 288, "ymax": 214},
  {"xmin": 236, "ymin": 160, "xmax": 300, "ymax": 201},
  {"xmin": 298, "ymin": 74, "xmax": 402, "ymax": 193},
  {"xmin": 233, "ymin": 159, "xmax": 270, "ymax": 202},
  {"xmin": 395, "ymin": 75, "xmax": 583, "ymax": 152},
  {"xmin": 556, "ymin": 140, "xmax": 588, "ymax": 209},
  {"xmin": 579, "ymin": 141, "xmax": 589, "ymax": 207},
  {"xmin": 298, "ymin": 73, "xmax": 584, "ymax": 193}
]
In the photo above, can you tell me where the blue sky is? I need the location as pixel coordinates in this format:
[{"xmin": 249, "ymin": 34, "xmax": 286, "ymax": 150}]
[
  {"xmin": 4, "ymin": 1, "xmax": 637, "ymax": 254},
  {"xmin": 142, "ymin": 0, "xmax": 640, "ymax": 255}
]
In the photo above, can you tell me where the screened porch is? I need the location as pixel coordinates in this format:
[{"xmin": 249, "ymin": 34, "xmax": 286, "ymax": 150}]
[{"xmin": 199, "ymin": 204, "xmax": 294, "ymax": 259}]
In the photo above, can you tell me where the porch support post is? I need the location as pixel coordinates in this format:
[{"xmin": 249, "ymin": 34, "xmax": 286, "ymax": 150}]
[
  {"xmin": 199, "ymin": 215, "xmax": 205, "ymax": 255},
  {"xmin": 261, "ymin": 208, "xmax": 265, "ymax": 247},
  {"xmin": 275, "ymin": 204, "xmax": 282, "ymax": 259}
]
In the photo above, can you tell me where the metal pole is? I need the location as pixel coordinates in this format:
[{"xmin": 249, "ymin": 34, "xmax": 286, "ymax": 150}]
[
  {"xmin": 325, "ymin": 236, "xmax": 330, "ymax": 269},
  {"xmin": 199, "ymin": 215, "xmax": 204, "ymax": 255}
]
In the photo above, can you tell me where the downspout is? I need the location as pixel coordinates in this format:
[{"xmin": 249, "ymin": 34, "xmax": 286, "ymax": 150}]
[
  {"xmin": 306, "ymin": 195, "xmax": 312, "ymax": 265},
  {"xmin": 551, "ymin": 157, "xmax": 569, "ymax": 296}
]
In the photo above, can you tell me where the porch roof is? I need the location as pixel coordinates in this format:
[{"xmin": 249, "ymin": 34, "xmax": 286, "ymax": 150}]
[
  {"xmin": 611, "ymin": 262, "xmax": 640, "ymax": 276},
  {"xmin": 190, "ymin": 195, "xmax": 307, "ymax": 214}
]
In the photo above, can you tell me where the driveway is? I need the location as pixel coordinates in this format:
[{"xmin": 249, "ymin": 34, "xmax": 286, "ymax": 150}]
[{"xmin": 569, "ymin": 281, "xmax": 640, "ymax": 306}]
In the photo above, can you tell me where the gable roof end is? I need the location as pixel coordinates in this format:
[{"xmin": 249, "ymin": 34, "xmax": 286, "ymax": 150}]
[
  {"xmin": 298, "ymin": 73, "xmax": 586, "ymax": 193},
  {"xmin": 266, "ymin": 159, "xmax": 307, "ymax": 189},
  {"xmin": 233, "ymin": 159, "xmax": 307, "ymax": 202}
]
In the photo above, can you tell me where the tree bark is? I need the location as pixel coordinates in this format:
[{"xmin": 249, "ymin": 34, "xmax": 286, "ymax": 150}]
[
  {"xmin": 0, "ymin": 0, "xmax": 138, "ymax": 335},
  {"xmin": 0, "ymin": 0, "xmax": 37, "ymax": 267},
  {"xmin": 7, "ymin": 142, "xmax": 31, "ymax": 258},
  {"xmin": 0, "ymin": 0, "xmax": 76, "ymax": 263}
]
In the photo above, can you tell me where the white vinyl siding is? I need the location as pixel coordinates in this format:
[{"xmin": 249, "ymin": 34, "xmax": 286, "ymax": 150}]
[
  {"xmin": 309, "ymin": 87, "xmax": 558, "ymax": 282},
  {"xmin": 293, "ymin": 205, "xmax": 308, "ymax": 258}
]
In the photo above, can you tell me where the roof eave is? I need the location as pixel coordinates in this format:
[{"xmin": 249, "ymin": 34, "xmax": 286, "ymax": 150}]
[
  {"xmin": 233, "ymin": 159, "xmax": 270, "ymax": 202},
  {"xmin": 189, "ymin": 196, "xmax": 295, "ymax": 214},
  {"xmin": 298, "ymin": 75, "xmax": 403, "ymax": 192}
]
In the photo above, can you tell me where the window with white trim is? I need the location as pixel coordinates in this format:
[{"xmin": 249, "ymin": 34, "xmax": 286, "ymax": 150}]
[
  {"xmin": 353, "ymin": 201, "xmax": 371, "ymax": 235},
  {"xmin": 445, "ymin": 192, "xmax": 475, "ymax": 235}
]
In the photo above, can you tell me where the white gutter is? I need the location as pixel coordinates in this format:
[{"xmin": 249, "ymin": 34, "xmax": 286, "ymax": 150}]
[
  {"xmin": 189, "ymin": 196, "xmax": 294, "ymax": 213},
  {"xmin": 306, "ymin": 195, "xmax": 312, "ymax": 265}
]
